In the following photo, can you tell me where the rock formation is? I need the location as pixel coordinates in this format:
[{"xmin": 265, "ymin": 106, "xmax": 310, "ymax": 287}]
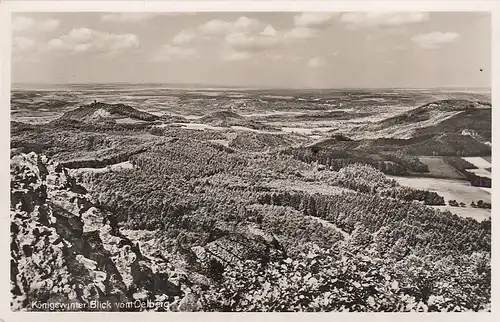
[{"xmin": 10, "ymin": 152, "xmax": 188, "ymax": 311}]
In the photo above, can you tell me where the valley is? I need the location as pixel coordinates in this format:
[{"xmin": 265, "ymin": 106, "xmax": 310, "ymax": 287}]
[{"xmin": 10, "ymin": 86, "xmax": 492, "ymax": 312}]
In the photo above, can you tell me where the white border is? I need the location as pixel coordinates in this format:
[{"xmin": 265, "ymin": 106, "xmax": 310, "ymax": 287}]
[{"xmin": 0, "ymin": 1, "xmax": 498, "ymax": 322}]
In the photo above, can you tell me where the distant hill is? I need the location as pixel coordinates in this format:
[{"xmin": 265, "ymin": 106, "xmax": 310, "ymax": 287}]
[
  {"xmin": 59, "ymin": 102, "xmax": 159, "ymax": 123},
  {"xmin": 198, "ymin": 110, "xmax": 277, "ymax": 131},
  {"xmin": 364, "ymin": 99, "xmax": 491, "ymax": 140},
  {"xmin": 377, "ymin": 99, "xmax": 490, "ymax": 129},
  {"xmin": 282, "ymin": 129, "xmax": 490, "ymax": 176},
  {"xmin": 413, "ymin": 108, "xmax": 491, "ymax": 141},
  {"xmin": 402, "ymin": 133, "xmax": 491, "ymax": 156},
  {"xmin": 307, "ymin": 132, "xmax": 491, "ymax": 157}
]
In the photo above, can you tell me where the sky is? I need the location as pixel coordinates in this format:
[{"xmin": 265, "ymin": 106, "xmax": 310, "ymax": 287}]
[{"xmin": 11, "ymin": 11, "xmax": 491, "ymax": 88}]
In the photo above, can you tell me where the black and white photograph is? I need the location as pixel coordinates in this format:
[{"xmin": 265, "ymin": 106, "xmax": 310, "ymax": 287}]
[{"xmin": 6, "ymin": 4, "xmax": 493, "ymax": 314}]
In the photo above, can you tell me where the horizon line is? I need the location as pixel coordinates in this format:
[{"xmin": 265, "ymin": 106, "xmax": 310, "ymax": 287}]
[{"xmin": 11, "ymin": 82, "xmax": 492, "ymax": 91}]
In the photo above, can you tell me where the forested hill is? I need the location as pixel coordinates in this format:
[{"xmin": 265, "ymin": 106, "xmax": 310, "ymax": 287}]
[
  {"xmin": 365, "ymin": 99, "xmax": 492, "ymax": 141},
  {"xmin": 59, "ymin": 102, "xmax": 159, "ymax": 122},
  {"xmin": 11, "ymin": 141, "xmax": 491, "ymax": 311},
  {"xmin": 378, "ymin": 99, "xmax": 491, "ymax": 128}
]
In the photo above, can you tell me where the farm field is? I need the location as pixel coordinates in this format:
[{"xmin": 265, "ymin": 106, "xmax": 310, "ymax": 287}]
[
  {"xmin": 417, "ymin": 156, "xmax": 465, "ymax": 179},
  {"xmin": 462, "ymin": 156, "xmax": 492, "ymax": 179},
  {"xmin": 432, "ymin": 205, "xmax": 491, "ymax": 221},
  {"xmin": 463, "ymin": 156, "xmax": 492, "ymax": 169},
  {"xmin": 387, "ymin": 175, "xmax": 491, "ymax": 219}
]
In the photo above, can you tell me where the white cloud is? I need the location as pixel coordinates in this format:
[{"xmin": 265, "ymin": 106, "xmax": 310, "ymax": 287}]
[
  {"xmin": 199, "ymin": 16, "xmax": 265, "ymax": 36},
  {"xmin": 197, "ymin": 16, "xmax": 287, "ymax": 55},
  {"xmin": 12, "ymin": 16, "xmax": 60, "ymax": 33},
  {"xmin": 308, "ymin": 57, "xmax": 326, "ymax": 68},
  {"xmin": 199, "ymin": 19, "xmax": 232, "ymax": 35},
  {"xmin": 411, "ymin": 31, "xmax": 460, "ymax": 49},
  {"xmin": 13, "ymin": 36, "xmax": 35, "ymax": 52},
  {"xmin": 261, "ymin": 25, "xmax": 277, "ymax": 37},
  {"xmin": 284, "ymin": 27, "xmax": 319, "ymax": 40},
  {"xmin": 101, "ymin": 12, "xmax": 197, "ymax": 23},
  {"xmin": 172, "ymin": 30, "xmax": 196, "ymax": 45},
  {"xmin": 225, "ymin": 32, "xmax": 281, "ymax": 52},
  {"xmin": 12, "ymin": 16, "xmax": 34, "ymax": 31},
  {"xmin": 39, "ymin": 19, "xmax": 60, "ymax": 32},
  {"xmin": 47, "ymin": 28, "xmax": 140, "ymax": 55},
  {"xmin": 340, "ymin": 12, "xmax": 429, "ymax": 28},
  {"xmin": 294, "ymin": 13, "xmax": 339, "ymax": 28},
  {"xmin": 197, "ymin": 15, "xmax": 326, "ymax": 60},
  {"xmin": 152, "ymin": 44, "xmax": 196, "ymax": 62},
  {"xmin": 233, "ymin": 16, "xmax": 262, "ymax": 32},
  {"xmin": 100, "ymin": 13, "xmax": 158, "ymax": 23}
]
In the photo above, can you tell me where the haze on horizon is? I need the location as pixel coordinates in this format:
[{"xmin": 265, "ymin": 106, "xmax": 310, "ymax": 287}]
[{"xmin": 12, "ymin": 11, "xmax": 491, "ymax": 89}]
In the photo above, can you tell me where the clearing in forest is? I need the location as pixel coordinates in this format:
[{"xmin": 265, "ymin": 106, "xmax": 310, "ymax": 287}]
[{"xmin": 418, "ymin": 156, "xmax": 465, "ymax": 179}]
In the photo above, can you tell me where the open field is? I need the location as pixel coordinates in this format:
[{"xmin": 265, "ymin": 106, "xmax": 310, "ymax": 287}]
[
  {"xmin": 387, "ymin": 175, "xmax": 491, "ymax": 219},
  {"xmin": 462, "ymin": 156, "xmax": 492, "ymax": 179},
  {"xmin": 418, "ymin": 156, "xmax": 465, "ymax": 179},
  {"xmin": 432, "ymin": 206, "xmax": 491, "ymax": 222},
  {"xmin": 463, "ymin": 156, "xmax": 492, "ymax": 169},
  {"xmin": 387, "ymin": 175, "xmax": 491, "ymax": 204}
]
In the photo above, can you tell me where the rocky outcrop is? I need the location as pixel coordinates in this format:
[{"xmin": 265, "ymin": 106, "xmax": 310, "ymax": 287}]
[
  {"xmin": 10, "ymin": 152, "xmax": 191, "ymax": 311},
  {"xmin": 59, "ymin": 146, "xmax": 148, "ymax": 169}
]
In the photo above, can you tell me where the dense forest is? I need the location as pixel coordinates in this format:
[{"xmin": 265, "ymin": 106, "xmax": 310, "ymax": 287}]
[
  {"xmin": 76, "ymin": 136, "xmax": 489, "ymax": 311},
  {"xmin": 10, "ymin": 97, "xmax": 491, "ymax": 312}
]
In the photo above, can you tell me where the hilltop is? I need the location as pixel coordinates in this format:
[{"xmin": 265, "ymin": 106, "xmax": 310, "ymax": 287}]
[{"xmin": 59, "ymin": 102, "xmax": 159, "ymax": 123}]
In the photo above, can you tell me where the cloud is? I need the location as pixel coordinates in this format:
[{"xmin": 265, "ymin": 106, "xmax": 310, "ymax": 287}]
[
  {"xmin": 152, "ymin": 44, "xmax": 196, "ymax": 62},
  {"xmin": 12, "ymin": 16, "xmax": 34, "ymax": 31},
  {"xmin": 13, "ymin": 36, "xmax": 35, "ymax": 52},
  {"xmin": 284, "ymin": 27, "xmax": 319, "ymax": 40},
  {"xmin": 261, "ymin": 25, "xmax": 277, "ymax": 37},
  {"xmin": 340, "ymin": 12, "xmax": 429, "ymax": 28},
  {"xmin": 101, "ymin": 13, "xmax": 155, "ymax": 22},
  {"xmin": 39, "ymin": 19, "xmax": 60, "ymax": 32},
  {"xmin": 225, "ymin": 32, "xmax": 281, "ymax": 52},
  {"xmin": 100, "ymin": 13, "xmax": 189, "ymax": 23},
  {"xmin": 101, "ymin": 12, "xmax": 196, "ymax": 23},
  {"xmin": 411, "ymin": 31, "xmax": 460, "ymax": 49},
  {"xmin": 221, "ymin": 50, "xmax": 252, "ymax": 61},
  {"xmin": 294, "ymin": 13, "xmax": 339, "ymax": 28},
  {"xmin": 308, "ymin": 57, "xmax": 326, "ymax": 68},
  {"xmin": 12, "ymin": 16, "xmax": 60, "ymax": 32},
  {"xmin": 172, "ymin": 30, "xmax": 196, "ymax": 45},
  {"xmin": 47, "ymin": 28, "xmax": 140, "ymax": 55},
  {"xmin": 197, "ymin": 15, "xmax": 326, "ymax": 61},
  {"xmin": 199, "ymin": 19, "xmax": 232, "ymax": 35},
  {"xmin": 197, "ymin": 16, "xmax": 287, "ymax": 55},
  {"xmin": 199, "ymin": 16, "xmax": 265, "ymax": 36},
  {"xmin": 233, "ymin": 16, "xmax": 262, "ymax": 32}
]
